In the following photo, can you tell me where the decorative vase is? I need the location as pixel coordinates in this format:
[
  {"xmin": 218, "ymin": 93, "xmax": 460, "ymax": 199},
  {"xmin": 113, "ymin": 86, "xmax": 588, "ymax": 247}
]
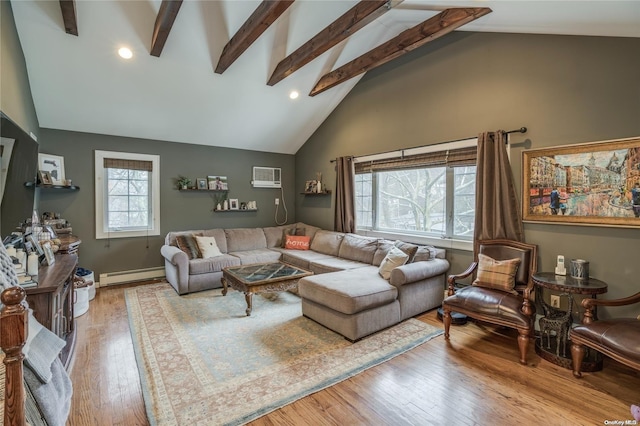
[
  {"xmin": 223, "ymin": 200, "xmax": 229, "ymax": 210},
  {"xmin": 317, "ymin": 181, "xmax": 322, "ymax": 193},
  {"xmin": 27, "ymin": 252, "xmax": 39, "ymax": 275},
  {"xmin": 216, "ymin": 203, "xmax": 222, "ymax": 211}
]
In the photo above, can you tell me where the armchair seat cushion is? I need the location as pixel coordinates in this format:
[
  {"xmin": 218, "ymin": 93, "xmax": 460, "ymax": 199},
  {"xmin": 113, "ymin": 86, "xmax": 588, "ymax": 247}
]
[
  {"xmin": 444, "ymin": 286, "xmax": 531, "ymax": 328},
  {"xmin": 571, "ymin": 319, "xmax": 640, "ymax": 364}
]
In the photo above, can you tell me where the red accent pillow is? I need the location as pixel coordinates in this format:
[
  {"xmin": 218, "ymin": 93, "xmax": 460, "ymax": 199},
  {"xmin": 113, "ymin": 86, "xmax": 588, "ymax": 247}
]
[{"xmin": 284, "ymin": 235, "xmax": 311, "ymax": 250}]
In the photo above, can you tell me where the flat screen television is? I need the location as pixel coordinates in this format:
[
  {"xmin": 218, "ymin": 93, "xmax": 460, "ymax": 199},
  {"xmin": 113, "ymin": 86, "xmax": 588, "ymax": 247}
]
[{"xmin": 1, "ymin": 111, "xmax": 39, "ymax": 238}]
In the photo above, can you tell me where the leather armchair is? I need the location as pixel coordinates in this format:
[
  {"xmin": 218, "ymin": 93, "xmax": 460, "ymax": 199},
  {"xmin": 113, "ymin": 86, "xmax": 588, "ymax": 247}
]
[
  {"xmin": 442, "ymin": 239, "xmax": 538, "ymax": 365},
  {"xmin": 569, "ymin": 291, "xmax": 640, "ymax": 378}
]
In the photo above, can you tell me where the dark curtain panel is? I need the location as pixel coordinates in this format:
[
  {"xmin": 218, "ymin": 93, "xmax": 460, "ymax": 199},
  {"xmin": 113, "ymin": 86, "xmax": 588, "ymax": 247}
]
[
  {"xmin": 334, "ymin": 156, "xmax": 355, "ymax": 233},
  {"xmin": 474, "ymin": 131, "xmax": 525, "ymax": 242}
]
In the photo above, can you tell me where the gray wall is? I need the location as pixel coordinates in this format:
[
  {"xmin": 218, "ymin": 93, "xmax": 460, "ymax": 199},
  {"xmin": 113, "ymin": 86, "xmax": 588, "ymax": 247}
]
[
  {"xmin": 295, "ymin": 32, "xmax": 640, "ymax": 318},
  {"xmin": 38, "ymin": 129, "xmax": 295, "ymax": 277},
  {"xmin": 0, "ymin": 0, "xmax": 40, "ymax": 139}
]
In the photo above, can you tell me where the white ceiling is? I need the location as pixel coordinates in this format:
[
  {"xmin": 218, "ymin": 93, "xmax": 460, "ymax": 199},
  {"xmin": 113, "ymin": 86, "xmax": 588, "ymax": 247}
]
[{"xmin": 11, "ymin": 1, "xmax": 640, "ymax": 154}]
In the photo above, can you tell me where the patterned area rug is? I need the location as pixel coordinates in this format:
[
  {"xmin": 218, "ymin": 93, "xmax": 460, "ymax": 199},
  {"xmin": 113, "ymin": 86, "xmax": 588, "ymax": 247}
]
[{"xmin": 126, "ymin": 283, "xmax": 443, "ymax": 426}]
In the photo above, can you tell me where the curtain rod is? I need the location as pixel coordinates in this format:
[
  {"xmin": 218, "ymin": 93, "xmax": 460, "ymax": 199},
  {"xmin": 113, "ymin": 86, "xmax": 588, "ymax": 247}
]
[{"xmin": 330, "ymin": 127, "xmax": 527, "ymax": 163}]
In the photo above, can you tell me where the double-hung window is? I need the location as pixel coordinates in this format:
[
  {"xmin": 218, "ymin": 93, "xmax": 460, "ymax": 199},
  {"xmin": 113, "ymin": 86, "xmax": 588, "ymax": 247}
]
[
  {"xmin": 95, "ymin": 150, "xmax": 160, "ymax": 239},
  {"xmin": 355, "ymin": 139, "xmax": 477, "ymax": 241}
]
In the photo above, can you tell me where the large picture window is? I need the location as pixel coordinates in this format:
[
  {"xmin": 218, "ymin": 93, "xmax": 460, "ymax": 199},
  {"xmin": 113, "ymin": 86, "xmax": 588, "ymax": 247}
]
[
  {"xmin": 95, "ymin": 150, "xmax": 160, "ymax": 239},
  {"xmin": 355, "ymin": 140, "xmax": 477, "ymax": 241}
]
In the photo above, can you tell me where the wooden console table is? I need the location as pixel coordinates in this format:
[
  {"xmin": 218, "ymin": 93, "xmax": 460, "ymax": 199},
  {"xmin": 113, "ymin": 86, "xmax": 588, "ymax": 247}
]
[
  {"xmin": 25, "ymin": 254, "xmax": 78, "ymax": 370},
  {"xmin": 57, "ymin": 234, "xmax": 81, "ymax": 254},
  {"xmin": 532, "ymin": 272, "xmax": 608, "ymax": 371}
]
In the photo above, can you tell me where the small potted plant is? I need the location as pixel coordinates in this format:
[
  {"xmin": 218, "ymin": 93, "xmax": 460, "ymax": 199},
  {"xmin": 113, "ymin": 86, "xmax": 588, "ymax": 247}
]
[{"xmin": 177, "ymin": 176, "xmax": 192, "ymax": 190}]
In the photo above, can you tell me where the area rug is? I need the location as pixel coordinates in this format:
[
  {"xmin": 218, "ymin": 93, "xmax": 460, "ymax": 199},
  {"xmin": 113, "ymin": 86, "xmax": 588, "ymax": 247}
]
[{"xmin": 125, "ymin": 283, "xmax": 443, "ymax": 426}]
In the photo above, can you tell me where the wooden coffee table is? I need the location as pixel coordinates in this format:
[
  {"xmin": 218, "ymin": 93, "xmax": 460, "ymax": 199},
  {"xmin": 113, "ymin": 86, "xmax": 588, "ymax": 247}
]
[{"xmin": 221, "ymin": 261, "xmax": 312, "ymax": 316}]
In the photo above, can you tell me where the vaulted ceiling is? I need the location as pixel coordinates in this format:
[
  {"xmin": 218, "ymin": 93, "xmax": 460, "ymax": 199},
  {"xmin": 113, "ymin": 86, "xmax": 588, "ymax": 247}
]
[{"xmin": 10, "ymin": 1, "xmax": 640, "ymax": 154}]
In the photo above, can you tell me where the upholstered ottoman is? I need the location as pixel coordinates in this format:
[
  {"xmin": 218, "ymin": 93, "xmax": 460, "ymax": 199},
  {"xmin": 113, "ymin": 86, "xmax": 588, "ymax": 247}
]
[{"xmin": 298, "ymin": 267, "xmax": 401, "ymax": 341}]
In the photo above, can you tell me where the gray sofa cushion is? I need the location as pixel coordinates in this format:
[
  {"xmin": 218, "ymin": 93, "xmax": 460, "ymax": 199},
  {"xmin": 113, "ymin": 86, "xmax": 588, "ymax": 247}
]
[
  {"xmin": 273, "ymin": 248, "xmax": 333, "ymax": 270},
  {"xmin": 372, "ymin": 239, "xmax": 395, "ymax": 266},
  {"xmin": 229, "ymin": 249, "xmax": 282, "ymax": 265},
  {"xmin": 295, "ymin": 222, "xmax": 321, "ymax": 242},
  {"xmin": 308, "ymin": 257, "xmax": 370, "ymax": 275},
  {"xmin": 263, "ymin": 225, "xmax": 296, "ymax": 248},
  {"xmin": 188, "ymin": 254, "xmax": 240, "ymax": 275},
  {"xmin": 201, "ymin": 229, "xmax": 228, "ymax": 253},
  {"xmin": 310, "ymin": 230, "xmax": 344, "ymax": 256},
  {"xmin": 225, "ymin": 228, "xmax": 267, "ymax": 252},
  {"xmin": 298, "ymin": 267, "xmax": 398, "ymax": 315},
  {"xmin": 338, "ymin": 234, "xmax": 378, "ymax": 264}
]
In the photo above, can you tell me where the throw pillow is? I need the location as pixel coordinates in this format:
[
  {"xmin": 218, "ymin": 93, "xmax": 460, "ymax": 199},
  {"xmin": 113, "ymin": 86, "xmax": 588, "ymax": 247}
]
[
  {"xmin": 394, "ymin": 240, "xmax": 419, "ymax": 263},
  {"xmin": 176, "ymin": 234, "xmax": 201, "ymax": 259},
  {"xmin": 284, "ymin": 235, "xmax": 311, "ymax": 250},
  {"xmin": 378, "ymin": 246, "xmax": 409, "ymax": 280},
  {"xmin": 281, "ymin": 227, "xmax": 305, "ymax": 248},
  {"xmin": 412, "ymin": 246, "xmax": 432, "ymax": 262},
  {"xmin": 472, "ymin": 254, "xmax": 521, "ymax": 294},
  {"xmin": 195, "ymin": 236, "xmax": 223, "ymax": 258}
]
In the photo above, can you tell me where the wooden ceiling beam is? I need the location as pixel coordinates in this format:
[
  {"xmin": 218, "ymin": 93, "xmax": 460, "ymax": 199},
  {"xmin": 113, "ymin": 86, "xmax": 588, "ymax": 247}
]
[
  {"xmin": 59, "ymin": 0, "xmax": 78, "ymax": 36},
  {"xmin": 309, "ymin": 7, "xmax": 492, "ymax": 96},
  {"xmin": 215, "ymin": 1, "xmax": 295, "ymax": 74},
  {"xmin": 150, "ymin": 0, "xmax": 184, "ymax": 57},
  {"xmin": 267, "ymin": 0, "xmax": 403, "ymax": 86}
]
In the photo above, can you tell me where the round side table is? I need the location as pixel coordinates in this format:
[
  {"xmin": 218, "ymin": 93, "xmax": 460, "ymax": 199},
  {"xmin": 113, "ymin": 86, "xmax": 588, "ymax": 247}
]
[{"xmin": 532, "ymin": 272, "xmax": 608, "ymax": 371}]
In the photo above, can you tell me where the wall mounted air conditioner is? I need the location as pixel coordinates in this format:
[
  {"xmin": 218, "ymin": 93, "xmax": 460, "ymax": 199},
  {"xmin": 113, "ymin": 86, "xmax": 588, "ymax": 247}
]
[{"xmin": 252, "ymin": 166, "xmax": 281, "ymax": 188}]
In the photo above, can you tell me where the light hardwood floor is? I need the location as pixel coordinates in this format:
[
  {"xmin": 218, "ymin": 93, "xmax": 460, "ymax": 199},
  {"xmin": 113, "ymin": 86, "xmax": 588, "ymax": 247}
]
[{"xmin": 68, "ymin": 282, "xmax": 639, "ymax": 426}]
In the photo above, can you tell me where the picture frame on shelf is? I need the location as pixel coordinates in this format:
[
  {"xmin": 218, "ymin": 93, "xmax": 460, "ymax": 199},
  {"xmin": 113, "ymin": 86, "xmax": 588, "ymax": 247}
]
[
  {"xmin": 197, "ymin": 178, "xmax": 207, "ymax": 190},
  {"xmin": 522, "ymin": 136, "xmax": 640, "ymax": 228},
  {"xmin": 305, "ymin": 180, "xmax": 317, "ymax": 193},
  {"xmin": 42, "ymin": 242, "xmax": 55, "ymax": 266},
  {"xmin": 23, "ymin": 240, "xmax": 34, "ymax": 254},
  {"xmin": 26, "ymin": 234, "xmax": 44, "ymax": 256},
  {"xmin": 207, "ymin": 175, "xmax": 228, "ymax": 190},
  {"xmin": 44, "ymin": 225, "xmax": 57, "ymax": 239},
  {"xmin": 38, "ymin": 153, "xmax": 65, "ymax": 185},
  {"xmin": 38, "ymin": 170, "xmax": 53, "ymax": 185},
  {"xmin": 229, "ymin": 199, "xmax": 239, "ymax": 210}
]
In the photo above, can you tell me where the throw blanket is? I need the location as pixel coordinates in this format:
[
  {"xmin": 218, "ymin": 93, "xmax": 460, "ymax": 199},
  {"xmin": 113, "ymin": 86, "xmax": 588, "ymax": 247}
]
[{"xmin": 23, "ymin": 358, "xmax": 72, "ymax": 426}]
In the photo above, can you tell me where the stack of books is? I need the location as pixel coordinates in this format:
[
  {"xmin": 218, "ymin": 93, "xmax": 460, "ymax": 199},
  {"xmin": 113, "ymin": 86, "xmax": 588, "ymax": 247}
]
[{"xmin": 14, "ymin": 263, "xmax": 37, "ymax": 288}]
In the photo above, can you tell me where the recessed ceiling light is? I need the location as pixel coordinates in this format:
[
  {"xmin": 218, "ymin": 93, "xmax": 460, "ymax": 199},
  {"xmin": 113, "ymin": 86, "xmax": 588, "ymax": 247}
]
[
  {"xmin": 289, "ymin": 91, "xmax": 299, "ymax": 100},
  {"xmin": 118, "ymin": 47, "xmax": 133, "ymax": 59}
]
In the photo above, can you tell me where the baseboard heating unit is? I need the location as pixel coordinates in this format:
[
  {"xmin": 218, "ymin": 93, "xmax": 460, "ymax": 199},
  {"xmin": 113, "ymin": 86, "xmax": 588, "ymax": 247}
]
[{"xmin": 98, "ymin": 266, "xmax": 165, "ymax": 287}]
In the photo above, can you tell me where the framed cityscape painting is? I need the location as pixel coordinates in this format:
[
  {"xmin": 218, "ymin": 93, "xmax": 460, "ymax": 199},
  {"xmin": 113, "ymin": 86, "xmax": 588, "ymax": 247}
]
[{"xmin": 522, "ymin": 136, "xmax": 640, "ymax": 228}]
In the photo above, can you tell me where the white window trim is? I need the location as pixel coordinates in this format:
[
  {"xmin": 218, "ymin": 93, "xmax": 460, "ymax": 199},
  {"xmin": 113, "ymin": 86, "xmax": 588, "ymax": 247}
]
[
  {"xmin": 357, "ymin": 229, "xmax": 473, "ymax": 252},
  {"xmin": 95, "ymin": 150, "xmax": 160, "ymax": 239},
  {"xmin": 354, "ymin": 138, "xmax": 478, "ymax": 249}
]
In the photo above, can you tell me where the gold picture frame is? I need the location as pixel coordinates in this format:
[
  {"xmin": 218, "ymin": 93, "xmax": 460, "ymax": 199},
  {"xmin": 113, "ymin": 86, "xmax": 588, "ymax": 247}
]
[{"xmin": 522, "ymin": 136, "xmax": 640, "ymax": 228}]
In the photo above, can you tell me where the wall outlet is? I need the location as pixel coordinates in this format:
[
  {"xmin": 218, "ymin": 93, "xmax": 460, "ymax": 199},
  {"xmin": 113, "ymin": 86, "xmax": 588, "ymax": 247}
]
[
  {"xmin": 550, "ymin": 294, "xmax": 560, "ymax": 309},
  {"xmin": 275, "ymin": 198, "xmax": 279, "ymax": 205}
]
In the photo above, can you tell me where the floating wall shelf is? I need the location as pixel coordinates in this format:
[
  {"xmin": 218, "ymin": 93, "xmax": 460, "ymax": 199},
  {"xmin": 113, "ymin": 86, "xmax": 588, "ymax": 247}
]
[
  {"xmin": 178, "ymin": 188, "xmax": 227, "ymax": 192},
  {"xmin": 301, "ymin": 190, "xmax": 331, "ymax": 195},
  {"xmin": 213, "ymin": 209, "xmax": 258, "ymax": 213},
  {"xmin": 25, "ymin": 182, "xmax": 80, "ymax": 191}
]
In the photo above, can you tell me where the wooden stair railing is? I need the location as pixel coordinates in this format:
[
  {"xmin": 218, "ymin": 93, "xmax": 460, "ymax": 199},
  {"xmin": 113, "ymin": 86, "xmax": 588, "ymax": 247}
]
[{"xmin": 1, "ymin": 286, "xmax": 28, "ymax": 426}]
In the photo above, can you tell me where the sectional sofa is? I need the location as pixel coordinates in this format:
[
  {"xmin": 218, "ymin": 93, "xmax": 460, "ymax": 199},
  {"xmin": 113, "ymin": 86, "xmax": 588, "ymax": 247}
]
[{"xmin": 160, "ymin": 222, "xmax": 450, "ymax": 340}]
